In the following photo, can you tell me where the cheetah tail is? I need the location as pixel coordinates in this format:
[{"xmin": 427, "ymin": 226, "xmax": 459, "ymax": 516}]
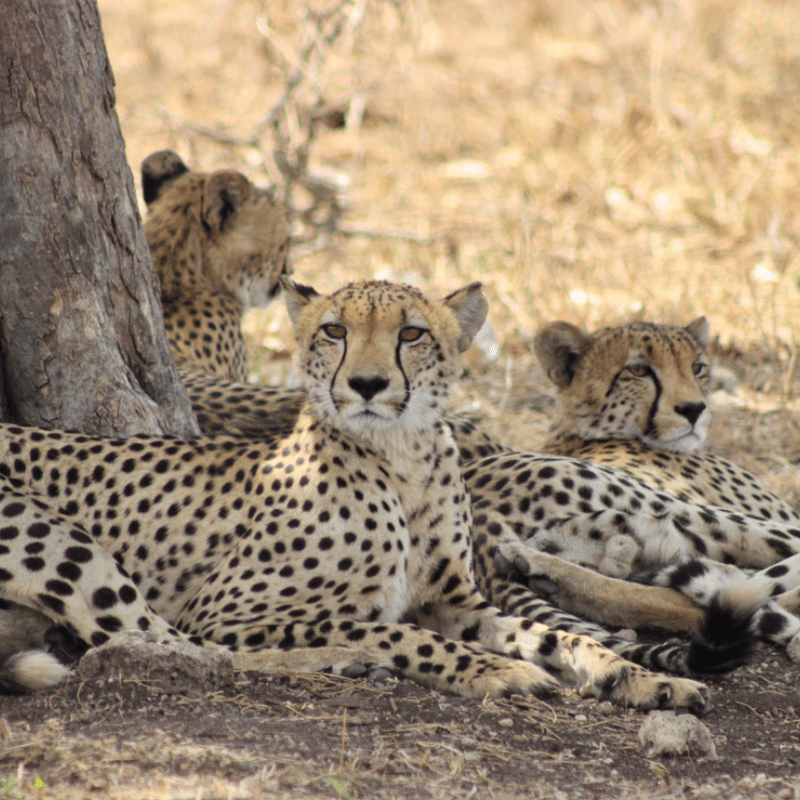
[
  {"xmin": 685, "ymin": 592, "xmax": 758, "ymax": 676},
  {"xmin": 0, "ymin": 650, "xmax": 70, "ymax": 694}
]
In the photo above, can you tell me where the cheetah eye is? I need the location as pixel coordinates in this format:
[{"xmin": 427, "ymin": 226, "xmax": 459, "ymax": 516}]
[
  {"xmin": 322, "ymin": 324, "xmax": 346, "ymax": 340},
  {"xmin": 626, "ymin": 364, "xmax": 650, "ymax": 378},
  {"xmin": 692, "ymin": 361, "xmax": 708, "ymax": 377},
  {"xmin": 399, "ymin": 327, "xmax": 425, "ymax": 343},
  {"xmin": 400, "ymin": 325, "xmax": 425, "ymax": 342}
]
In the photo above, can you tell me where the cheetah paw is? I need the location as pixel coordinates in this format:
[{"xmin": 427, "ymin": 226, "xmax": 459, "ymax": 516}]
[
  {"xmin": 578, "ymin": 666, "xmax": 710, "ymax": 714},
  {"xmin": 457, "ymin": 658, "xmax": 561, "ymax": 700}
]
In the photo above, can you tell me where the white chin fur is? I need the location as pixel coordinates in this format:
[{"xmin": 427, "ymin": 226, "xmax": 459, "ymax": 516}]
[{"xmin": 643, "ymin": 431, "xmax": 705, "ymax": 454}]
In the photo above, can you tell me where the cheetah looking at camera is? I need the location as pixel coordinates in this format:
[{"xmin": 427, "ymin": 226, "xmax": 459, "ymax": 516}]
[
  {"xmin": 0, "ymin": 279, "xmax": 714, "ymax": 710},
  {"xmin": 137, "ymin": 155, "xmax": 763, "ymax": 683},
  {"xmin": 140, "ymin": 150, "xmax": 504, "ymax": 460}
]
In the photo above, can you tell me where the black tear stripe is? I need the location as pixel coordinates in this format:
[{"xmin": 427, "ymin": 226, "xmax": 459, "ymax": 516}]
[
  {"xmin": 329, "ymin": 337, "xmax": 347, "ymax": 413},
  {"xmin": 644, "ymin": 369, "xmax": 663, "ymax": 439},
  {"xmin": 395, "ymin": 340, "xmax": 411, "ymax": 415},
  {"xmin": 604, "ymin": 370, "xmax": 623, "ymax": 399}
]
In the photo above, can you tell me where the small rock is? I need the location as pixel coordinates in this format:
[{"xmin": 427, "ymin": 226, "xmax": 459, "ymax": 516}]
[
  {"xmin": 787, "ymin": 633, "xmax": 800, "ymax": 663},
  {"xmin": 638, "ymin": 710, "xmax": 717, "ymax": 759},
  {"xmin": 498, "ymin": 718, "xmax": 514, "ymax": 728},
  {"xmin": 79, "ymin": 630, "xmax": 233, "ymax": 690}
]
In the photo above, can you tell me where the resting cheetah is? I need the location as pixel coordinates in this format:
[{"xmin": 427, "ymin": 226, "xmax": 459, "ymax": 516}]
[
  {"xmin": 148, "ymin": 277, "xmax": 765, "ymax": 680},
  {"xmin": 534, "ymin": 316, "xmax": 799, "ymax": 522},
  {"xmin": 142, "ymin": 150, "xmax": 292, "ymax": 382},
  {"xmin": 139, "ymin": 199, "xmax": 763, "ymax": 679},
  {"xmin": 497, "ymin": 316, "xmax": 800, "ymax": 648},
  {"xmin": 0, "ymin": 279, "xmax": 715, "ymax": 710},
  {"xmin": 141, "ymin": 150, "xmax": 503, "ymax": 463},
  {"xmin": 138, "ymin": 174, "xmax": 770, "ymax": 678}
]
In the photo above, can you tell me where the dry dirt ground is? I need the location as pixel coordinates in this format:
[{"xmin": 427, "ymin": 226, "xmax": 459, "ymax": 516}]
[
  {"xmin": 0, "ymin": 651, "xmax": 800, "ymax": 800},
  {"xmin": 3, "ymin": 0, "xmax": 800, "ymax": 798},
  {"xmin": 1, "ymin": 645, "xmax": 798, "ymax": 800}
]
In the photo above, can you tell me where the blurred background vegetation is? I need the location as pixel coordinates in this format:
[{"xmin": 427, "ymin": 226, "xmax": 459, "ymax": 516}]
[{"xmin": 99, "ymin": 0, "xmax": 800, "ymax": 496}]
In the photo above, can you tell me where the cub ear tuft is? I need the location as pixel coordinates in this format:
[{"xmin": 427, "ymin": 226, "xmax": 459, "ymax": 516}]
[
  {"xmin": 534, "ymin": 321, "xmax": 592, "ymax": 389},
  {"xmin": 443, "ymin": 283, "xmax": 488, "ymax": 352}
]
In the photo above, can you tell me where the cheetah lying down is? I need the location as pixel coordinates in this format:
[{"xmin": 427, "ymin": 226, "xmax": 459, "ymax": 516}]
[
  {"xmin": 135, "ymin": 153, "xmax": 796, "ymax": 663},
  {"xmin": 142, "ymin": 149, "xmax": 292, "ymax": 383},
  {"xmin": 0, "ymin": 279, "xmax": 728, "ymax": 711},
  {"xmin": 492, "ymin": 316, "xmax": 800, "ymax": 651}
]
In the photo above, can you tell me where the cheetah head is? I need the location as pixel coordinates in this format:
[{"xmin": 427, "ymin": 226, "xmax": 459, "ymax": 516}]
[
  {"xmin": 535, "ymin": 317, "xmax": 711, "ymax": 453},
  {"xmin": 282, "ymin": 278, "xmax": 487, "ymax": 445},
  {"xmin": 142, "ymin": 150, "xmax": 292, "ymax": 308}
]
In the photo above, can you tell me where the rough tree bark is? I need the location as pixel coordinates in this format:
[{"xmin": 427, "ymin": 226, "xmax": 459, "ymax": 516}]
[{"xmin": 0, "ymin": 0, "xmax": 199, "ymax": 438}]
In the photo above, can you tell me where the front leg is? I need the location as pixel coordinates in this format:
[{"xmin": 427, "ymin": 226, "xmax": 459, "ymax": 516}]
[
  {"xmin": 412, "ymin": 588, "xmax": 709, "ymax": 711},
  {"xmin": 492, "ymin": 536, "xmax": 706, "ymax": 634},
  {"xmin": 193, "ymin": 614, "xmax": 561, "ymax": 700}
]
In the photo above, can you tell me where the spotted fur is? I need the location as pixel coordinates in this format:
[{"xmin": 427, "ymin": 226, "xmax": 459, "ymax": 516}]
[
  {"xmin": 162, "ymin": 283, "xmax": 759, "ymax": 682},
  {"xmin": 0, "ymin": 280, "xmax": 717, "ymax": 710},
  {"xmin": 529, "ymin": 317, "xmax": 800, "ymax": 648},
  {"xmin": 142, "ymin": 150, "xmax": 292, "ymax": 381}
]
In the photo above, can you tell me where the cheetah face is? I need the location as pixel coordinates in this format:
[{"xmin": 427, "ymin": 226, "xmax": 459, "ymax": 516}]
[
  {"xmin": 282, "ymin": 278, "xmax": 487, "ymax": 445},
  {"xmin": 199, "ymin": 178, "xmax": 293, "ymax": 310},
  {"xmin": 142, "ymin": 152, "xmax": 292, "ymax": 310},
  {"xmin": 536, "ymin": 317, "xmax": 712, "ymax": 454}
]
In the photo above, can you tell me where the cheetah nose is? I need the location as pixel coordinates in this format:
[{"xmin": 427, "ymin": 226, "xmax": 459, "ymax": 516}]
[
  {"xmin": 675, "ymin": 401, "xmax": 706, "ymax": 426},
  {"xmin": 348, "ymin": 375, "xmax": 389, "ymax": 401}
]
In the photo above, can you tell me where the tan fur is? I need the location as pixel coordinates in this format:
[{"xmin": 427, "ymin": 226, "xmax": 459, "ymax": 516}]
[
  {"xmin": 537, "ymin": 317, "xmax": 711, "ymax": 456},
  {"xmin": 515, "ymin": 316, "xmax": 800, "ymax": 651},
  {"xmin": 535, "ymin": 317, "xmax": 799, "ymax": 523},
  {"xmin": 142, "ymin": 151, "xmax": 292, "ymax": 381},
  {"xmin": 0, "ymin": 280, "xmax": 712, "ymax": 709}
]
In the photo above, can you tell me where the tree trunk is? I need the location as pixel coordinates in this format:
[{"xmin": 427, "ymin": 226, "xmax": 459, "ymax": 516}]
[{"xmin": 0, "ymin": 0, "xmax": 199, "ymax": 438}]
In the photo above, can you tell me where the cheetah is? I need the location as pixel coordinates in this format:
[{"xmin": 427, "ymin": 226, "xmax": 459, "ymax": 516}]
[
  {"xmin": 140, "ymin": 218, "xmax": 762, "ymax": 680},
  {"xmin": 483, "ymin": 316, "xmax": 800, "ymax": 650},
  {"xmin": 138, "ymin": 173, "xmax": 767, "ymax": 679},
  {"xmin": 142, "ymin": 150, "xmax": 292, "ymax": 382},
  {"xmin": 141, "ymin": 150, "xmax": 504, "ymax": 464},
  {"xmin": 0, "ymin": 279, "xmax": 715, "ymax": 710},
  {"xmin": 534, "ymin": 316, "xmax": 799, "ymax": 522}
]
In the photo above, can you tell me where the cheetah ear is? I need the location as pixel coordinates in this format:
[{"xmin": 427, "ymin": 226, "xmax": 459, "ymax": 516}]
[
  {"xmin": 685, "ymin": 316, "xmax": 710, "ymax": 350},
  {"xmin": 281, "ymin": 276, "xmax": 321, "ymax": 329},
  {"xmin": 443, "ymin": 283, "xmax": 488, "ymax": 352},
  {"xmin": 534, "ymin": 321, "xmax": 591, "ymax": 389},
  {"xmin": 141, "ymin": 150, "xmax": 189, "ymax": 206},
  {"xmin": 201, "ymin": 171, "xmax": 252, "ymax": 234}
]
